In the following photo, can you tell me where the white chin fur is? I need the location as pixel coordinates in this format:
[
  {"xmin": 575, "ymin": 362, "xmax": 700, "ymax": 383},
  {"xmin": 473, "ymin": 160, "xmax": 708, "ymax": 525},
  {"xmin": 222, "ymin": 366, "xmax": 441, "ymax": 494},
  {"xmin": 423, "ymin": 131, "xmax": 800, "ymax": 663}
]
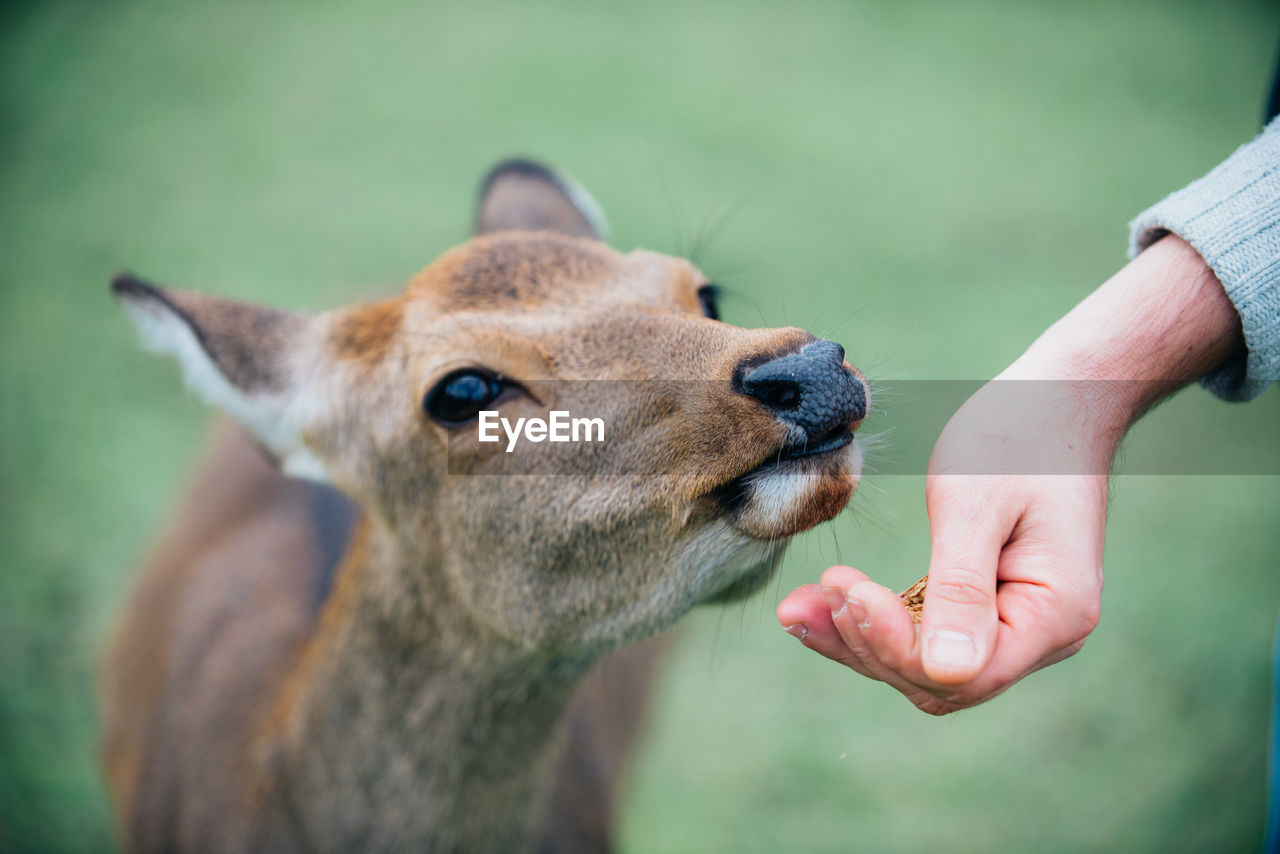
[{"xmin": 737, "ymin": 439, "xmax": 861, "ymax": 535}]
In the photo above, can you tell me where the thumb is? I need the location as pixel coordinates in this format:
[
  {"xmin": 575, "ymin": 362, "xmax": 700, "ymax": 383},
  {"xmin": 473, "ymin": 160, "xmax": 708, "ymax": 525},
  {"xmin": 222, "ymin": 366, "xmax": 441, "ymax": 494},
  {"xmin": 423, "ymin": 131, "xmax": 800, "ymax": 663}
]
[{"xmin": 920, "ymin": 486, "xmax": 1008, "ymax": 685}]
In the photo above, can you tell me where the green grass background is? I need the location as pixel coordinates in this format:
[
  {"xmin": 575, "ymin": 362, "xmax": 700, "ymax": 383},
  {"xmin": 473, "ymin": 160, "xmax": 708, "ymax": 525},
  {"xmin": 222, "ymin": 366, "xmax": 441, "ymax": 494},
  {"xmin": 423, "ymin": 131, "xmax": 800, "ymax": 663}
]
[{"xmin": 2, "ymin": 1, "xmax": 1278, "ymax": 850}]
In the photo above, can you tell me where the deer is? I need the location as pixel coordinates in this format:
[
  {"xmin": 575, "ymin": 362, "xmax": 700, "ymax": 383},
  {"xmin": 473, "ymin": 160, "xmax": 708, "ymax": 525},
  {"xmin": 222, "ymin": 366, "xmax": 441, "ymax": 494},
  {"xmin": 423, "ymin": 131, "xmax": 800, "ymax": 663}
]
[{"xmin": 102, "ymin": 159, "xmax": 869, "ymax": 853}]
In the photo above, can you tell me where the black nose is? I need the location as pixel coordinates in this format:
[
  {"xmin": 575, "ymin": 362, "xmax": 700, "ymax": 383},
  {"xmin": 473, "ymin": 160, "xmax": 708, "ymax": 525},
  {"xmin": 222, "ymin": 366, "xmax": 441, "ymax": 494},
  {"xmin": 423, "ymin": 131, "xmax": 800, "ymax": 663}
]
[{"xmin": 739, "ymin": 340, "xmax": 866, "ymax": 439}]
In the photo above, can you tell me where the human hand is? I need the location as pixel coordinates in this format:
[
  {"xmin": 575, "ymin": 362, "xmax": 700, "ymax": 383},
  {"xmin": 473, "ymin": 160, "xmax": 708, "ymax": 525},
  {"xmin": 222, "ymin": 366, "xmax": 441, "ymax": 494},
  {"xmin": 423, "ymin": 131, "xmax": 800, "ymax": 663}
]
[
  {"xmin": 776, "ymin": 383, "xmax": 1110, "ymax": 714},
  {"xmin": 778, "ymin": 234, "xmax": 1243, "ymax": 714}
]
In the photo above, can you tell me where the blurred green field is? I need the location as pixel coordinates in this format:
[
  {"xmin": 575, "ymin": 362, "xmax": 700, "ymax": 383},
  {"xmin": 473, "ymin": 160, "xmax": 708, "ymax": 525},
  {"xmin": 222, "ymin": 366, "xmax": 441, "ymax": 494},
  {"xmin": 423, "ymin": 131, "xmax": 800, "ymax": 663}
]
[{"xmin": 2, "ymin": 1, "xmax": 1278, "ymax": 851}]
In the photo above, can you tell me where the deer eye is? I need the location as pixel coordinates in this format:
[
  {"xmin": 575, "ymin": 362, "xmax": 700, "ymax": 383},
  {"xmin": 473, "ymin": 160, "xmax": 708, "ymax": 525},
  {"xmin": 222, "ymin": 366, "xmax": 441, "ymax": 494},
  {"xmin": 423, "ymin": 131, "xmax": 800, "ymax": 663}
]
[
  {"xmin": 696, "ymin": 284, "xmax": 721, "ymax": 321},
  {"xmin": 424, "ymin": 369, "xmax": 505, "ymax": 424}
]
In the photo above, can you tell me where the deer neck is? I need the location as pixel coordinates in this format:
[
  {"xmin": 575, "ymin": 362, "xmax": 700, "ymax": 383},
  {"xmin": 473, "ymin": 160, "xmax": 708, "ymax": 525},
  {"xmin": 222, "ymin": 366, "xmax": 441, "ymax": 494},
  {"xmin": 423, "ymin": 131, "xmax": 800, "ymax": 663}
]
[{"xmin": 269, "ymin": 517, "xmax": 594, "ymax": 852}]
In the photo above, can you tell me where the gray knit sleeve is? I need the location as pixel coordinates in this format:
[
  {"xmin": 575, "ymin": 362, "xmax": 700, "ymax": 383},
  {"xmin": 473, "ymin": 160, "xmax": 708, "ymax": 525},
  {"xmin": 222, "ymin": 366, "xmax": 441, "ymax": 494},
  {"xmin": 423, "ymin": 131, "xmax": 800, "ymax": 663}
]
[{"xmin": 1129, "ymin": 118, "xmax": 1280, "ymax": 402}]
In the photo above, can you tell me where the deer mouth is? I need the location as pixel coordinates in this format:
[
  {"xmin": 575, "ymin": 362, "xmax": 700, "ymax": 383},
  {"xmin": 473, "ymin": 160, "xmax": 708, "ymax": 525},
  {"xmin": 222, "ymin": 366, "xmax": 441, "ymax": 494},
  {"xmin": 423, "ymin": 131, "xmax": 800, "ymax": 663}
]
[
  {"xmin": 709, "ymin": 423, "xmax": 861, "ymax": 541},
  {"xmin": 776, "ymin": 425, "xmax": 854, "ymax": 460}
]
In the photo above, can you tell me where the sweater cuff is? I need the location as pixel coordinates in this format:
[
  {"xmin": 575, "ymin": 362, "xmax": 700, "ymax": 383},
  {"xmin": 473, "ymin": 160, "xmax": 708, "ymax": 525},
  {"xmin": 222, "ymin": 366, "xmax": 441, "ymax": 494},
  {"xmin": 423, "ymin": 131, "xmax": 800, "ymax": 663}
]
[{"xmin": 1129, "ymin": 119, "xmax": 1280, "ymax": 402}]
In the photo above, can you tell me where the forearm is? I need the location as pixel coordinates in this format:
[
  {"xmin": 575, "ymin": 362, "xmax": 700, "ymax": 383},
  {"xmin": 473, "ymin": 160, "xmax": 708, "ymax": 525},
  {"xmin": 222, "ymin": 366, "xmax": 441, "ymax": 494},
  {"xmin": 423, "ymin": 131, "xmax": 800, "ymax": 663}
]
[
  {"xmin": 1131, "ymin": 119, "xmax": 1280, "ymax": 401},
  {"xmin": 1003, "ymin": 234, "xmax": 1245, "ymax": 438}
]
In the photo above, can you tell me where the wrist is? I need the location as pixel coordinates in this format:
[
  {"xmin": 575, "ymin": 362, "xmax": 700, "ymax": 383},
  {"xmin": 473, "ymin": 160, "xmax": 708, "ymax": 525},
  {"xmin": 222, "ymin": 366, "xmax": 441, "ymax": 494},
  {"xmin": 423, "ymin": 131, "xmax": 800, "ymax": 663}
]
[{"xmin": 1003, "ymin": 234, "xmax": 1243, "ymax": 437}]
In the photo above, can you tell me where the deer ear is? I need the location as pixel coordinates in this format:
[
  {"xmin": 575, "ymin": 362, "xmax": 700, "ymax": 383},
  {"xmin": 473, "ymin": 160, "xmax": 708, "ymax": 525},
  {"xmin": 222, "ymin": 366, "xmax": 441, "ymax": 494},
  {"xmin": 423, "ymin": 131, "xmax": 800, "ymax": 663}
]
[
  {"xmin": 474, "ymin": 158, "xmax": 608, "ymax": 241},
  {"xmin": 112, "ymin": 272, "xmax": 330, "ymax": 482}
]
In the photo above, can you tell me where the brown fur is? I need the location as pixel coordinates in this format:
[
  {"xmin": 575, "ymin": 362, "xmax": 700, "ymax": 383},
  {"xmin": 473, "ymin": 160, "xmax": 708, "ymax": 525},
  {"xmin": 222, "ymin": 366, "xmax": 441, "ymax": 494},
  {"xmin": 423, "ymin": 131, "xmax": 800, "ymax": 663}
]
[
  {"xmin": 422, "ymin": 233, "xmax": 616, "ymax": 308},
  {"xmin": 329, "ymin": 298, "xmax": 405, "ymax": 365},
  {"xmin": 104, "ymin": 165, "xmax": 865, "ymax": 852}
]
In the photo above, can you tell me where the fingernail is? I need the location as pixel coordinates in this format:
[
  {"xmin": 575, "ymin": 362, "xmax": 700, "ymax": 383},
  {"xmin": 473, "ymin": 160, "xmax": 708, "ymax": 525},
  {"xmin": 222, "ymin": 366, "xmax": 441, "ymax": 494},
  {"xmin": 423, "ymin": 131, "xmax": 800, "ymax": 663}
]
[
  {"xmin": 845, "ymin": 597, "xmax": 870, "ymax": 630},
  {"xmin": 926, "ymin": 629, "xmax": 977, "ymax": 669},
  {"xmin": 820, "ymin": 586, "xmax": 847, "ymax": 618},
  {"xmin": 784, "ymin": 623, "xmax": 809, "ymax": 641}
]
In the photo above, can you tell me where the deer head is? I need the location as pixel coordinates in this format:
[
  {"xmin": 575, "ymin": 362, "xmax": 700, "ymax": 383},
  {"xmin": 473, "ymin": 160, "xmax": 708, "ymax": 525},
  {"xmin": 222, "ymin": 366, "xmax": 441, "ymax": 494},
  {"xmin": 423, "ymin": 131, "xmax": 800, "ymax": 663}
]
[{"xmin": 113, "ymin": 160, "xmax": 867, "ymax": 655}]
